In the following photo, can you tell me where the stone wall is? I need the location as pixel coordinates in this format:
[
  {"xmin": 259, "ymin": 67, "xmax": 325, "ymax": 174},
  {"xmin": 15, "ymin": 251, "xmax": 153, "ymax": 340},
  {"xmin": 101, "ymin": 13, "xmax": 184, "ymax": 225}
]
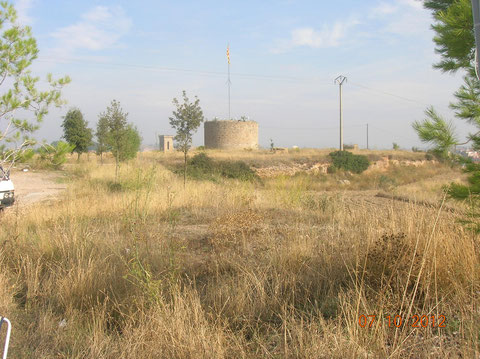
[{"xmin": 204, "ymin": 120, "xmax": 258, "ymax": 150}]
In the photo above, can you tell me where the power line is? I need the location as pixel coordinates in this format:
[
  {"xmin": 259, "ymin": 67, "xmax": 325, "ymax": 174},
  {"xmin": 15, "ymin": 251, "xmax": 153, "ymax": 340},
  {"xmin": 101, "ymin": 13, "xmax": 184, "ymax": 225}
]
[
  {"xmin": 259, "ymin": 124, "xmax": 365, "ymax": 131},
  {"xmin": 348, "ymin": 81, "xmax": 429, "ymax": 107},
  {"xmin": 37, "ymin": 57, "xmax": 314, "ymax": 83},
  {"xmin": 368, "ymin": 125, "xmax": 418, "ymax": 143},
  {"xmin": 38, "ymin": 56, "xmax": 431, "ymax": 108}
]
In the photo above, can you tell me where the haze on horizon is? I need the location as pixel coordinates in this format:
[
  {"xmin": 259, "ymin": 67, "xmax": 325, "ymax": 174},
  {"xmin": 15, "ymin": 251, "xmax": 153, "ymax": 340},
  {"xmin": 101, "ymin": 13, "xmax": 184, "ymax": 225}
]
[{"xmin": 16, "ymin": 0, "xmax": 474, "ymax": 150}]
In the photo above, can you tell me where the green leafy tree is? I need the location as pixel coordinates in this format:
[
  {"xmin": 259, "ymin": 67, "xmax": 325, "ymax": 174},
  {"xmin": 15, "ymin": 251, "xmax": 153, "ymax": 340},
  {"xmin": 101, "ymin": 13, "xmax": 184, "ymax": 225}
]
[
  {"xmin": 424, "ymin": 0, "xmax": 456, "ymax": 14},
  {"xmin": 61, "ymin": 108, "xmax": 92, "ymax": 161},
  {"xmin": 450, "ymin": 73, "xmax": 480, "ymax": 121},
  {"xmin": 37, "ymin": 141, "xmax": 75, "ymax": 169},
  {"xmin": 412, "ymin": 107, "xmax": 458, "ymax": 159},
  {"xmin": 419, "ymin": 0, "xmax": 480, "ymax": 230},
  {"xmin": 0, "ymin": 2, "xmax": 70, "ymax": 172},
  {"xmin": 413, "ymin": 1, "xmax": 478, "ymax": 154},
  {"xmin": 123, "ymin": 124, "xmax": 141, "ymax": 161},
  {"xmin": 414, "ymin": 1, "xmax": 478, "ymax": 153},
  {"xmin": 424, "ymin": 0, "xmax": 474, "ymax": 73},
  {"xmin": 96, "ymin": 115, "xmax": 109, "ymax": 164},
  {"xmin": 169, "ymin": 91, "xmax": 204, "ymax": 187},
  {"xmin": 100, "ymin": 100, "xmax": 141, "ymax": 180}
]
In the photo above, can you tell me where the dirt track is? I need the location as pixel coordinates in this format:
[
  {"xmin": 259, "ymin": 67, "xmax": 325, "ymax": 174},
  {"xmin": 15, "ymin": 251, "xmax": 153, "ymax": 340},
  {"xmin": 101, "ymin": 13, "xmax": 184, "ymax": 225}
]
[{"xmin": 9, "ymin": 169, "xmax": 67, "ymax": 207}]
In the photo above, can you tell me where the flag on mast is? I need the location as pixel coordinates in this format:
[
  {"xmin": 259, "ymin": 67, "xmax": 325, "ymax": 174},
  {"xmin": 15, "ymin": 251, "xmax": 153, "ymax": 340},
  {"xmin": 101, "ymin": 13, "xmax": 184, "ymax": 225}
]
[{"xmin": 227, "ymin": 45, "xmax": 230, "ymax": 64}]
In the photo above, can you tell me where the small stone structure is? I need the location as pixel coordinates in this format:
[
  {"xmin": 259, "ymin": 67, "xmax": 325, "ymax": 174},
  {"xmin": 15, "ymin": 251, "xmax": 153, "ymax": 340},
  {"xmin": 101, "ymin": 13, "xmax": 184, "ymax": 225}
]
[
  {"xmin": 159, "ymin": 135, "xmax": 174, "ymax": 153},
  {"xmin": 204, "ymin": 120, "xmax": 258, "ymax": 150}
]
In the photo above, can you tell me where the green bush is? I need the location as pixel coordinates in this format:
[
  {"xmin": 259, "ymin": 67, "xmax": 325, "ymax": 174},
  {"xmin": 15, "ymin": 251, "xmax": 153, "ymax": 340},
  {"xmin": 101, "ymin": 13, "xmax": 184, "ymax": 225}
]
[
  {"xmin": 185, "ymin": 153, "xmax": 258, "ymax": 182},
  {"xmin": 189, "ymin": 152, "xmax": 214, "ymax": 172},
  {"xmin": 328, "ymin": 150, "xmax": 370, "ymax": 174},
  {"xmin": 220, "ymin": 160, "xmax": 257, "ymax": 181},
  {"xmin": 0, "ymin": 147, "xmax": 35, "ymax": 164},
  {"xmin": 16, "ymin": 148, "xmax": 35, "ymax": 163},
  {"xmin": 37, "ymin": 141, "xmax": 75, "ymax": 169}
]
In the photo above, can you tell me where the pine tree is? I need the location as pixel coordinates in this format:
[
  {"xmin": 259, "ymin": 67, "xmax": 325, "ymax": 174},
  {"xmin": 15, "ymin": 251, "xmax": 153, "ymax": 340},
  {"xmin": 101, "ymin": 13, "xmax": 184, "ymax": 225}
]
[
  {"xmin": 425, "ymin": 0, "xmax": 474, "ymax": 73},
  {"xmin": 412, "ymin": 107, "xmax": 458, "ymax": 160},
  {"xmin": 0, "ymin": 2, "xmax": 70, "ymax": 171},
  {"xmin": 416, "ymin": 0, "xmax": 480, "ymax": 230}
]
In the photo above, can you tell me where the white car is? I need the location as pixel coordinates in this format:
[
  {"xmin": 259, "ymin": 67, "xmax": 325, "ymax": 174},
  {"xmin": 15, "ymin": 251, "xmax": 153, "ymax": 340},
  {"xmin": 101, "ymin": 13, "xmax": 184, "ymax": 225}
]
[{"xmin": 0, "ymin": 167, "xmax": 14, "ymax": 208}]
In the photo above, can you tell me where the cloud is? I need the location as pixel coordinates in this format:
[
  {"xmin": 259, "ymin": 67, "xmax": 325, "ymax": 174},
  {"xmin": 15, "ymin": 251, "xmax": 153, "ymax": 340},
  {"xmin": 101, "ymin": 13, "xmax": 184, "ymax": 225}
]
[
  {"xmin": 51, "ymin": 6, "xmax": 132, "ymax": 55},
  {"xmin": 273, "ymin": 0, "xmax": 430, "ymax": 54},
  {"xmin": 398, "ymin": 0, "xmax": 424, "ymax": 10},
  {"xmin": 15, "ymin": 0, "xmax": 35, "ymax": 25},
  {"xmin": 369, "ymin": 2, "xmax": 399, "ymax": 18},
  {"xmin": 382, "ymin": 0, "xmax": 430, "ymax": 36},
  {"xmin": 272, "ymin": 19, "xmax": 359, "ymax": 53}
]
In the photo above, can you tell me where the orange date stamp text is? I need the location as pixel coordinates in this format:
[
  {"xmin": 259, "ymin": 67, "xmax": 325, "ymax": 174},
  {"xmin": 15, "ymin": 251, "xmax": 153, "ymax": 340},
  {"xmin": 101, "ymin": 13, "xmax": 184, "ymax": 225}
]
[{"xmin": 358, "ymin": 315, "xmax": 446, "ymax": 328}]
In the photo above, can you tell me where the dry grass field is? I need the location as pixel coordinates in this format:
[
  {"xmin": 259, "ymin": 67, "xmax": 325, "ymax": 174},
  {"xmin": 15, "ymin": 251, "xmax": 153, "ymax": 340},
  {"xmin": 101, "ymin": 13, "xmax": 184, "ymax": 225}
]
[{"xmin": 0, "ymin": 149, "xmax": 478, "ymax": 358}]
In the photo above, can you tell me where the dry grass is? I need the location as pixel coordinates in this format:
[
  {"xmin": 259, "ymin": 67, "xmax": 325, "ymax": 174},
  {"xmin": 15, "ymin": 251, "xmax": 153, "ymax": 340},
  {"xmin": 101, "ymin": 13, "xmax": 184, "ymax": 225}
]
[
  {"xmin": 145, "ymin": 148, "xmax": 426, "ymax": 168},
  {"xmin": 0, "ymin": 152, "xmax": 478, "ymax": 358}
]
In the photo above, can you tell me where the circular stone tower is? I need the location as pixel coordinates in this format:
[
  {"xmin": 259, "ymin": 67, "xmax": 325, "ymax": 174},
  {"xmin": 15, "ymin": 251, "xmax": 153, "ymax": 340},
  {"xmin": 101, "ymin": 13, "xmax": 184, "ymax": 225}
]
[{"xmin": 204, "ymin": 120, "xmax": 258, "ymax": 150}]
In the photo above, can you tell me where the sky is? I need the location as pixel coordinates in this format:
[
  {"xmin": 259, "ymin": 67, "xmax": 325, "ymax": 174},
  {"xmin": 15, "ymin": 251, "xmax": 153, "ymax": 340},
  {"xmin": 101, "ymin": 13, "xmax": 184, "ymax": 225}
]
[{"xmin": 11, "ymin": 0, "xmax": 474, "ymax": 149}]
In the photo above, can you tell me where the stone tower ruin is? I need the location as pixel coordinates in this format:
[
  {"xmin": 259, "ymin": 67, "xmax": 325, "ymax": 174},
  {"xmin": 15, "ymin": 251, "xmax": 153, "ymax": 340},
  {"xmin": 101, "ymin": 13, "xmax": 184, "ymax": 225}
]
[{"xmin": 204, "ymin": 120, "xmax": 258, "ymax": 150}]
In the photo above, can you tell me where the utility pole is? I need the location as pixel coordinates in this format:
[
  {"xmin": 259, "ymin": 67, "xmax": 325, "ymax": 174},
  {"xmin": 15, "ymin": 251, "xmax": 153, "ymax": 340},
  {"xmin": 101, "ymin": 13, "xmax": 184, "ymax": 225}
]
[
  {"xmin": 227, "ymin": 44, "xmax": 231, "ymax": 119},
  {"xmin": 366, "ymin": 124, "xmax": 369, "ymax": 150},
  {"xmin": 334, "ymin": 75, "xmax": 347, "ymax": 151}
]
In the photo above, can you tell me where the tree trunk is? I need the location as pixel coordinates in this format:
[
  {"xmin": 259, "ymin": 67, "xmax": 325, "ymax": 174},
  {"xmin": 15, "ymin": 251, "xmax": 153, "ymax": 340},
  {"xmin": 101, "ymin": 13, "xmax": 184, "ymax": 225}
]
[
  {"xmin": 115, "ymin": 152, "xmax": 119, "ymax": 183},
  {"xmin": 183, "ymin": 150, "xmax": 187, "ymax": 188},
  {"xmin": 100, "ymin": 152, "xmax": 103, "ymax": 165},
  {"xmin": 77, "ymin": 152, "xmax": 80, "ymax": 162}
]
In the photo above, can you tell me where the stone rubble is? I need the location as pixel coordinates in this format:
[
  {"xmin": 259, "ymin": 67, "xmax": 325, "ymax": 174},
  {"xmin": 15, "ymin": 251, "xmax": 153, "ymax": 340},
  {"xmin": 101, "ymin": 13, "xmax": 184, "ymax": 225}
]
[{"xmin": 254, "ymin": 157, "xmax": 436, "ymax": 178}]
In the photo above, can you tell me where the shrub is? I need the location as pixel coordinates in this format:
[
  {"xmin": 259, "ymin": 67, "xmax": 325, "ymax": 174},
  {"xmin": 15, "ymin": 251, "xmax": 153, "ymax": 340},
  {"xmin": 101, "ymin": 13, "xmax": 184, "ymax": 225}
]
[
  {"xmin": 328, "ymin": 151, "xmax": 370, "ymax": 174},
  {"xmin": 364, "ymin": 232, "xmax": 421, "ymax": 296},
  {"xmin": 37, "ymin": 141, "xmax": 75, "ymax": 169},
  {"xmin": 220, "ymin": 160, "xmax": 257, "ymax": 181},
  {"xmin": 189, "ymin": 152, "xmax": 214, "ymax": 172},
  {"xmin": 0, "ymin": 147, "xmax": 35, "ymax": 164},
  {"xmin": 16, "ymin": 149, "xmax": 35, "ymax": 163},
  {"xmin": 185, "ymin": 153, "xmax": 258, "ymax": 181}
]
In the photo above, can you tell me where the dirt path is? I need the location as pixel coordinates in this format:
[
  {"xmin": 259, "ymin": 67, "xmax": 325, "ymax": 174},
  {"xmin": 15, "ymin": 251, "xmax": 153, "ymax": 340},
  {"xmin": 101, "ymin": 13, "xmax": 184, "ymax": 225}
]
[{"xmin": 9, "ymin": 170, "xmax": 67, "ymax": 207}]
